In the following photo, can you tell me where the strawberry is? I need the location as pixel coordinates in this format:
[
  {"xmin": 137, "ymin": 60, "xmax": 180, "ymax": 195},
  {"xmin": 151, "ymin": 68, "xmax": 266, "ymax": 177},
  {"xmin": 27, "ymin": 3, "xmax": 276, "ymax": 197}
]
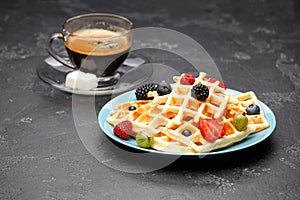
[
  {"xmin": 199, "ymin": 119, "xmax": 225, "ymax": 143},
  {"xmin": 113, "ymin": 120, "xmax": 132, "ymax": 140},
  {"xmin": 207, "ymin": 77, "xmax": 227, "ymax": 89},
  {"xmin": 180, "ymin": 74, "xmax": 195, "ymax": 85}
]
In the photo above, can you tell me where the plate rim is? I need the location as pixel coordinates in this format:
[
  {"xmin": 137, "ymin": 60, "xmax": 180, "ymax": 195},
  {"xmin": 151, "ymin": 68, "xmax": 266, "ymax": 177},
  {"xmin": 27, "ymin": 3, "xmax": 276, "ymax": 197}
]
[{"xmin": 98, "ymin": 88, "xmax": 276, "ymax": 157}]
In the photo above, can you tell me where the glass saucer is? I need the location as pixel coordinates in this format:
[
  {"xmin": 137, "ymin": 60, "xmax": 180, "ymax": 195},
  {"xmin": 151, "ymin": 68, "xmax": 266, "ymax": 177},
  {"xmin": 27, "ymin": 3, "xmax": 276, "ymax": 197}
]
[{"xmin": 37, "ymin": 52, "xmax": 153, "ymax": 95}]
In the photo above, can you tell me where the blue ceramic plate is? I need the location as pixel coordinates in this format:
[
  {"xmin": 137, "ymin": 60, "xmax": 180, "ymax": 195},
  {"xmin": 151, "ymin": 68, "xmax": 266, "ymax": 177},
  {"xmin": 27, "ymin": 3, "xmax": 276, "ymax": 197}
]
[{"xmin": 98, "ymin": 89, "xmax": 276, "ymax": 156}]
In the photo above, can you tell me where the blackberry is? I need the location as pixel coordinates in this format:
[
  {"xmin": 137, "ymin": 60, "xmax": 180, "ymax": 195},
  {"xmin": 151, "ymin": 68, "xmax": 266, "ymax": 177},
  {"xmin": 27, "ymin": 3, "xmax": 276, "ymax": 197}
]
[
  {"xmin": 135, "ymin": 83, "xmax": 158, "ymax": 100},
  {"xmin": 191, "ymin": 84, "xmax": 209, "ymax": 101}
]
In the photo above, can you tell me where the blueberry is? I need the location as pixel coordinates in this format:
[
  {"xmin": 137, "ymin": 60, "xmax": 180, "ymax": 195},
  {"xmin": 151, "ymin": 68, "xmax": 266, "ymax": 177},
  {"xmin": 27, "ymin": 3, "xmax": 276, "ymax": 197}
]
[
  {"xmin": 246, "ymin": 104, "xmax": 260, "ymax": 115},
  {"xmin": 128, "ymin": 106, "xmax": 136, "ymax": 111},
  {"xmin": 157, "ymin": 82, "xmax": 171, "ymax": 96},
  {"xmin": 181, "ymin": 129, "xmax": 192, "ymax": 137}
]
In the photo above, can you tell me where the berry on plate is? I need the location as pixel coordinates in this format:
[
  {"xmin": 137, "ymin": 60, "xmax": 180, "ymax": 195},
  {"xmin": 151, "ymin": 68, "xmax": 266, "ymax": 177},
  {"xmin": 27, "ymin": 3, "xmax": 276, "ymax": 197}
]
[
  {"xmin": 128, "ymin": 106, "xmax": 136, "ymax": 111},
  {"xmin": 246, "ymin": 104, "xmax": 260, "ymax": 115},
  {"xmin": 135, "ymin": 83, "xmax": 158, "ymax": 100},
  {"xmin": 157, "ymin": 81, "xmax": 172, "ymax": 96},
  {"xmin": 207, "ymin": 77, "xmax": 227, "ymax": 89},
  {"xmin": 199, "ymin": 119, "xmax": 225, "ymax": 143},
  {"xmin": 181, "ymin": 129, "xmax": 192, "ymax": 137},
  {"xmin": 113, "ymin": 120, "xmax": 132, "ymax": 140},
  {"xmin": 191, "ymin": 84, "xmax": 209, "ymax": 101},
  {"xmin": 180, "ymin": 74, "xmax": 195, "ymax": 85}
]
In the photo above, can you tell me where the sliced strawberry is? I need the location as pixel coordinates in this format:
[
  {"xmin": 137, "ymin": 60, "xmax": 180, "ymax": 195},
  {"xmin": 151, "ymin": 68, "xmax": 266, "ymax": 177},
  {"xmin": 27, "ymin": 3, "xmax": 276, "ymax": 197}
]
[
  {"xmin": 207, "ymin": 77, "xmax": 227, "ymax": 89},
  {"xmin": 113, "ymin": 120, "xmax": 132, "ymax": 140},
  {"xmin": 199, "ymin": 119, "xmax": 225, "ymax": 143},
  {"xmin": 180, "ymin": 74, "xmax": 195, "ymax": 85}
]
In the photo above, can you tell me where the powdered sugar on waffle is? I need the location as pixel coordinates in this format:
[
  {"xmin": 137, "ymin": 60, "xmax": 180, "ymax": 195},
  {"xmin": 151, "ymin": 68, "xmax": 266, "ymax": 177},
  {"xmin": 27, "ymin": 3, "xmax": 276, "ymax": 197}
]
[{"xmin": 106, "ymin": 72, "xmax": 270, "ymax": 153}]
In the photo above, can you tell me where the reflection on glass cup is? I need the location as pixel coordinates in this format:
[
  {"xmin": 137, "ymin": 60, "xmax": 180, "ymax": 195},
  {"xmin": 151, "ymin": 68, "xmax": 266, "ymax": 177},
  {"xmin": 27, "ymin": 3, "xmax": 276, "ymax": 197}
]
[{"xmin": 47, "ymin": 13, "xmax": 133, "ymax": 81}]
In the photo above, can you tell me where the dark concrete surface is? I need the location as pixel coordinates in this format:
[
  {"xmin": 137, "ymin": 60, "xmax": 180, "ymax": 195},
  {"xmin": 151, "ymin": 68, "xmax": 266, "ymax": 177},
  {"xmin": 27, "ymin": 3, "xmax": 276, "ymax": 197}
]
[{"xmin": 1, "ymin": 0, "xmax": 300, "ymax": 199}]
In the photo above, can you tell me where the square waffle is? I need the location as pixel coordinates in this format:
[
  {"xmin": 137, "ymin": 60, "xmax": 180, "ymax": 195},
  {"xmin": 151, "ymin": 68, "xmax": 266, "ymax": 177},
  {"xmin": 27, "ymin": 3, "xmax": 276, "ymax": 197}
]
[{"xmin": 106, "ymin": 72, "xmax": 270, "ymax": 153}]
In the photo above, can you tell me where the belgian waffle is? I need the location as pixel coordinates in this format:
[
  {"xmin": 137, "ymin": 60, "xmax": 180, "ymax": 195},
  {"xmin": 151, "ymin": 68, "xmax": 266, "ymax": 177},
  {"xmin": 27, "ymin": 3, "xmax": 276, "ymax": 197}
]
[
  {"xmin": 106, "ymin": 72, "xmax": 270, "ymax": 153},
  {"xmin": 225, "ymin": 91, "xmax": 270, "ymax": 132}
]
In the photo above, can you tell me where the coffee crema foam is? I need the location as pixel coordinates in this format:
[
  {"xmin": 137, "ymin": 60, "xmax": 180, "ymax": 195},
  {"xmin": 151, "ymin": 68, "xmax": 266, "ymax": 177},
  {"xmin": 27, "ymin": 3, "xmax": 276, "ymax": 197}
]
[{"xmin": 65, "ymin": 29, "xmax": 131, "ymax": 56}]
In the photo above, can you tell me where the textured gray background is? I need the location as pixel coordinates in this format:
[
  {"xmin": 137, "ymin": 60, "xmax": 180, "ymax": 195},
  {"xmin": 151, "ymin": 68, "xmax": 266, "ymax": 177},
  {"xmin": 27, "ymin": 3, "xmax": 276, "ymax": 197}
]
[{"xmin": 1, "ymin": 0, "xmax": 299, "ymax": 199}]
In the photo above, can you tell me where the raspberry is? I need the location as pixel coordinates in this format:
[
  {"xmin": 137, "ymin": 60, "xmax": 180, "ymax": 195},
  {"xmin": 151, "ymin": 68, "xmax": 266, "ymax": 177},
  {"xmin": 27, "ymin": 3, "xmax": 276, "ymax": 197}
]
[
  {"xmin": 207, "ymin": 77, "xmax": 227, "ymax": 89},
  {"xmin": 180, "ymin": 74, "xmax": 195, "ymax": 85},
  {"xmin": 113, "ymin": 120, "xmax": 132, "ymax": 140},
  {"xmin": 191, "ymin": 84, "xmax": 209, "ymax": 101}
]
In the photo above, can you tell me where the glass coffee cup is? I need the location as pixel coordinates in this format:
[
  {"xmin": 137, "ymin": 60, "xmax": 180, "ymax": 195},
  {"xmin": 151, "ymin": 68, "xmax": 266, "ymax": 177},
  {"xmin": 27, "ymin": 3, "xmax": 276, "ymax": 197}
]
[{"xmin": 47, "ymin": 13, "xmax": 133, "ymax": 84}]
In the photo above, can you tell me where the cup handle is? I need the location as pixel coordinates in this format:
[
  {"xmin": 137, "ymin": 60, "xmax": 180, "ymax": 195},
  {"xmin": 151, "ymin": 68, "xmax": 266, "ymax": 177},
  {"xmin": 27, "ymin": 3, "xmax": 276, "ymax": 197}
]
[{"xmin": 46, "ymin": 33, "xmax": 76, "ymax": 69}]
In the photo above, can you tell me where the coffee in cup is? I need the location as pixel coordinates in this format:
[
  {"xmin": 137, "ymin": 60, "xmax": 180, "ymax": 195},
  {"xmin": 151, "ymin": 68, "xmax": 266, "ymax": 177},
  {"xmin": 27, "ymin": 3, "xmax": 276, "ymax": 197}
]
[{"xmin": 47, "ymin": 13, "xmax": 133, "ymax": 83}]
